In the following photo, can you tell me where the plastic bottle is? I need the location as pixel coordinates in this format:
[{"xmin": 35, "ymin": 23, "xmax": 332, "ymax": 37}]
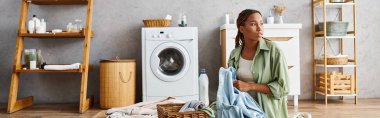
[
  {"xmin": 28, "ymin": 19, "xmax": 35, "ymax": 34},
  {"xmin": 67, "ymin": 22, "xmax": 73, "ymax": 32},
  {"xmin": 199, "ymin": 68, "xmax": 209, "ymax": 106},
  {"xmin": 41, "ymin": 19, "xmax": 46, "ymax": 33},
  {"xmin": 182, "ymin": 15, "xmax": 187, "ymax": 27},
  {"xmin": 32, "ymin": 15, "xmax": 41, "ymax": 32},
  {"xmin": 37, "ymin": 18, "xmax": 46, "ymax": 33},
  {"xmin": 225, "ymin": 13, "xmax": 230, "ymax": 24}
]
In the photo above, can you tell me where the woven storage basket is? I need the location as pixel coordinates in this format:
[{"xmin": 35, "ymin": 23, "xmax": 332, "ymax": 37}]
[
  {"xmin": 317, "ymin": 21, "xmax": 349, "ymax": 36},
  {"xmin": 143, "ymin": 19, "xmax": 171, "ymax": 27},
  {"xmin": 157, "ymin": 103, "xmax": 209, "ymax": 118},
  {"xmin": 317, "ymin": 56, "xmax": 348, "ymax": 65},
  {"xmin": 100, "ymin": 59, "xmax": 136, "ymax": 109}
]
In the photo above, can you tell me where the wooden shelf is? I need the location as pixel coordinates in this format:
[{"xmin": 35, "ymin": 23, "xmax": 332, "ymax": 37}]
[
  {"xmin": 315, "ymin": 64, "xmax": 356, "ymax": 68},
  {"xmin": 29, "ymin": 0, "xmax": 88, "ymax": 5},
  {"xmin": 315, "ymin": 35, "xmax": 356, "ymax": 39},
  {"xmin": 314, "ymin": 0, "xmax": 355, "ymax": 8},
  {"xmin": 314, "ymin": 31, "xmax": 355, "ymax": 39},
  {"xmin": 315, "ymin": 31, "xmax": 354, "ymax": 36},
  {"xmin": 20, "ymin": 31, "xmax": 94, "ymax": 38},
  {"xmin": 316, "ymin": 91, "xmax": 356, "ymax": 97},
  {"xmin": 15, "ymin": 64, "xmax": 93, "ymax": 73}
]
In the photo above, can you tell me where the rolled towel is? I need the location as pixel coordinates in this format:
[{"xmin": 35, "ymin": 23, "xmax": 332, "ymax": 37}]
[
  {"xmin": 179, "ymin": 100, "xmax": 205, "ymax": 112},
  {"xmin": 44, "ymin": 63, "xmax": 80, "ymax": 70}
]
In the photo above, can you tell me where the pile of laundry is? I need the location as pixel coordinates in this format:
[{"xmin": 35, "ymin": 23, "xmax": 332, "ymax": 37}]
[{"xmin": 106, "ymin": 97, "xmax": 214, "ymax": 118}]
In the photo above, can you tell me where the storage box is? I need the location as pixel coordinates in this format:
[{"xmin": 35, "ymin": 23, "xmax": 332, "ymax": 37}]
[
  {"xmin": 318, "ymin": 72, "xmax": 355, "ymax": 95},
  {"xmin": 157, "ymin": 103, "xmax": 209, "ymax": 118}
]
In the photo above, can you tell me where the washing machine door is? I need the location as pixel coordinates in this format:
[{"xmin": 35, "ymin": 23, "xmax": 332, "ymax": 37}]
[{"xmin": 150, "ymin": 42, "xmax": 190, "ymax": 82}]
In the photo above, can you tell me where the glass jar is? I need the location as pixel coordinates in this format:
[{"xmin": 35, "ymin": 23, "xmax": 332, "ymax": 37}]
[
  {"xmin": 74, "ymin": 19, "xmax": 83, "ymax": 32},
  {"xmin": 24, "ymin": 49, "xmax": 37, "ymax": 69}
]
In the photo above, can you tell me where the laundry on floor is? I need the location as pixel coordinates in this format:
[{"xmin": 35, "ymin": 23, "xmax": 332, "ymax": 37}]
[
  {"xmin": 106, "ymin": 97, "xmax": 185, "ymax": 118},
  {"xmin": 217, "ymin": 67, "xmax": 266, "ymax": 118},
  {"xmin": 43, "ymin": 63, "xmax": 80, "ymax": 70}
]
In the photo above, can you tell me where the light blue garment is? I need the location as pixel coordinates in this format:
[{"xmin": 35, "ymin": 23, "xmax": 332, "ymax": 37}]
[{"xmin": 217, "ymin": 67, "xmax": 266, "ymax": 118}]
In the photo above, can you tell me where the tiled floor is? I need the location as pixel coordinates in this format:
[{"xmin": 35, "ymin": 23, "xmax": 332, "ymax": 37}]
[{"xmin": 1, "ymin": 99, "xmax": 380, "ymax": 118}]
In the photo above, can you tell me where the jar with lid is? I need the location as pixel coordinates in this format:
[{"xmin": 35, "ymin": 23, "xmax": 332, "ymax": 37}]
[{"xmin": 74, "ymin": 19, "xmax": 83, "ymax": 32}]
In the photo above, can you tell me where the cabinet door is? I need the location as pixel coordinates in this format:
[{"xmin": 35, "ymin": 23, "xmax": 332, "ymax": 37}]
[{"xmin": 264, "ymin": 29, "xmax": 300, "ymax": 95}]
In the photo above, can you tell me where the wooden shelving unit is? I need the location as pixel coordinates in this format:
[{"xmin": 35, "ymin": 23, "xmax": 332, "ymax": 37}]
[
  {"xmin": 312, "ymin": 0, "xmax": 358, "ymax": 104},
  {"xmin": 14, "ymin": 64, "xmax": 94, "ymax": 73},
  {"xmin": 8, "ymin": 0, "xmax": 94, "ymax": 113},
  {"xmin": 29, "ymin": 0, "xmax": 88, "ymax": 5},
  {"xmin": 20, "ymin": 30, "xmax": 94, "ymax": 38}
]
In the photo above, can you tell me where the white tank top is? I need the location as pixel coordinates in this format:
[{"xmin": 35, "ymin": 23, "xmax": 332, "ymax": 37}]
[{"xmin": 237, "ymin": 56, "xmax": 258, "ymax": 99}]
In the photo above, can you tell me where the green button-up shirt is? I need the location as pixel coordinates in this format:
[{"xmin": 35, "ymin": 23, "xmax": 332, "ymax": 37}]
[{"xmin": 228, "ymin": 39, "xmax": 290, "ymax": 118}]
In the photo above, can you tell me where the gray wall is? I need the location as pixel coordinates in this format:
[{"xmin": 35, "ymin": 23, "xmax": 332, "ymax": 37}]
[{"xmin": 0, "ymin": 0, "xmax": 379, "ymax": 103}]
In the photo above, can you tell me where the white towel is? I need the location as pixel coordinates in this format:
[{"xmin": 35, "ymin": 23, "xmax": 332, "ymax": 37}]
[
  {"xmin": 179, "ymin": 100, "xmax": 205, "ymax": 112},
  {"xmin": 44, "ymin": 63, "xmax": 80, "ymax": 70},
  {"xmin": 106, "ymin": 97, "xmax": 185, "ymax": 118}
]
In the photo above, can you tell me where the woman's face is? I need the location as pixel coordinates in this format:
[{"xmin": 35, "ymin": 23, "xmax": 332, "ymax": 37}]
[{"xmin": 239, "ymin": 13, "xmax": 264, "ymax": 42}]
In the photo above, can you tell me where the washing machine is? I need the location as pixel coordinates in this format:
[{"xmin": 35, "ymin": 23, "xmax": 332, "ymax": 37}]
[{"xmin": 142, "ymin": 27, "xmax": 199, "ymax": 102}]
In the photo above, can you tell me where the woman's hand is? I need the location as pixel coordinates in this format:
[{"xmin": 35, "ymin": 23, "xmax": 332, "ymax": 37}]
[
  {"xmin": 233, "ymin": 80, "xmax": 255, "ymax": 92},
  {"xmin": 233, "ymin": 80, "xmax": 273, "ymax": 95}
]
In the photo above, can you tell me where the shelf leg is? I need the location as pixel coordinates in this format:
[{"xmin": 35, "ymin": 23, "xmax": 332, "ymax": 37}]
[
  {"xmin": 8, "ymin": 73, "xmax": 34, "ymax": 113},
  {"xmin": 355, "ymin": 96, "xmax": 358, "ymax": 104},
  {"xmin": 325, "ymin": 95, "xmax": 328, "ymax": 104},
  {"xmin": 79, "ymin": 0, "xmax": 94, "ymax": 114}
]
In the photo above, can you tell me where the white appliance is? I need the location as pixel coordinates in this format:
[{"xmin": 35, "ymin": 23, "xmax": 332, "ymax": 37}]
[
  {"xmin": 142, "ymin": 27, "xmax": 199, "ymax": 102},
  {"xmin": 220, "ymin": 24, "xmax": 302, "ymax": 106}
]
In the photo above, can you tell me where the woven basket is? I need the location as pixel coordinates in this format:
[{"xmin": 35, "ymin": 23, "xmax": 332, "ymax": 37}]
[
  {"xmin": 317, "ymin": 57, "xmax": 348, "ymax": 65},
  {"xmin": 99, "ymin": 59, "xmax": 136, "ymax": 109},
  {"xmin": 157, "ymin": 103, "xmax": 209, "ymax": 118},
  {"xmin": 317, "ymin": 21, "xmax": 349, "ymax": 36},
  {"xmin": 143, "ymin": 19, "xmax": 171, "ymax": 27}
]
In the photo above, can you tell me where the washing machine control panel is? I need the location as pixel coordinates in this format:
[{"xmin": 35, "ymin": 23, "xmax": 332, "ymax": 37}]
[
  {"xmin": 144, "ymin": 28, "xmax": 197, "ymax": 40},
  {"xmin": 150, "ymin": 31, "xmax": 172, "ymax": 39}
]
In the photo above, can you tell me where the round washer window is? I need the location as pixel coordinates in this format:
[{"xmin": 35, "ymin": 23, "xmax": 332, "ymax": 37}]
[{"xmin": 158, "ymin": 48, "xmax": 184, "ymax": 75}]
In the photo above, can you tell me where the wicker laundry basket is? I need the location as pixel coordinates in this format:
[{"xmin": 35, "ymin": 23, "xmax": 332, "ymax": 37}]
[
  {"xmin": 157, "ymin": 103, "xmax": 209, "ymax": 118},
  {"xmin": 100, "ymin": 59, "xmax": 136, "ymax": 109}
]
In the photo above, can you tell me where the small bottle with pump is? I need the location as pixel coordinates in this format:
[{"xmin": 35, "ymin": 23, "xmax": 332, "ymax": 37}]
[
  {"xmin": 28, "ymin": 15, "xmax": 40, "ymax": 34},
  {"xmin": 199, "ymin": 68, "xmax": 209, "ymax": 106}
]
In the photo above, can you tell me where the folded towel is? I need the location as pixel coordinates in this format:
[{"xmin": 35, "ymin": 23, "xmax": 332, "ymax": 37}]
[
  {"xmin": 179, "ymin": 100, "xmax": 205, "ymax": 112},
  {"xmin": 179, "ymin": 100, "xmax": 215, "ymax": 118},
  {"xmin": 44, "ymin": 63, "xmax": 80, "ymax": 70}
]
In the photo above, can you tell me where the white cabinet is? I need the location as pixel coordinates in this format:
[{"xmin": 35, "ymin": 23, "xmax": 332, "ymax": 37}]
[{"xmin": 220, "ymin": 24, "xmax": 302, "ymax": 106}]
